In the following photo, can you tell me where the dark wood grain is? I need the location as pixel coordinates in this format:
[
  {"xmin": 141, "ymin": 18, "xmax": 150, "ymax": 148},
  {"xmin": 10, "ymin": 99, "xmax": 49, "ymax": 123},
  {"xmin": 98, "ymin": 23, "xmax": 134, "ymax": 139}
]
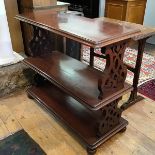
[
  {"xmin": 27, "ymin": 81, "xmax": 128, "ymax": 149},
  {"xmin": 15, "ymin": 10, "xmax": 141, "ymax": 154},
  {"xmin": 23, "ymin": 51, "xmax": 133, "ymax": 110},
  {"xmin": 15, "ymin": 10, "xmax": 140, "ymax": 48}
]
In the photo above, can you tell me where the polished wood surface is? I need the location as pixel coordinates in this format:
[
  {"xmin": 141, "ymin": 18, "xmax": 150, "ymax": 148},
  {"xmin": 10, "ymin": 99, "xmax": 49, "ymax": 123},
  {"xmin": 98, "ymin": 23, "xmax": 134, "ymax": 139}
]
[
  {"xmin": 15, "ymin": 10, "xmax": 140, "ymax": 48},
  {"xmin": 27, "ymin": 82, "xmax": 128, "ymax": 148},
  {"xmin": 105, "ymin": 0, "xmax": 147, "ymax": 24},
  {"xmin": 23, "ymin": 43, "xmax": 131, "ymax": 153},
  {"xmin": 16, "ymin": 10, "xmax": 140, "ymax": 154},
  {"xmin": 23, "ymin": 51, "xmax": 132, "ymax": 110}
]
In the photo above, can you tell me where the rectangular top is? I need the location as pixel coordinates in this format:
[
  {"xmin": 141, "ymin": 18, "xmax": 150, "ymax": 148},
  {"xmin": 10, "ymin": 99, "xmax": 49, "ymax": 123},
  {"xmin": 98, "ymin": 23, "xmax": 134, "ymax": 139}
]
[{"xmin": 16, "ymin": 10, "xmax": 140, "ymax": 48}]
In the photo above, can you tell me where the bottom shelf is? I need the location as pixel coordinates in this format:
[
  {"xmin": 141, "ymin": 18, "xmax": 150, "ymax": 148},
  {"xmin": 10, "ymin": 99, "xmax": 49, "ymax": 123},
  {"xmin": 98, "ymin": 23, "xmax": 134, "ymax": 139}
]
[{"xmin": 27, "ymin": 82, "xmax": 128, "ymax": 149}]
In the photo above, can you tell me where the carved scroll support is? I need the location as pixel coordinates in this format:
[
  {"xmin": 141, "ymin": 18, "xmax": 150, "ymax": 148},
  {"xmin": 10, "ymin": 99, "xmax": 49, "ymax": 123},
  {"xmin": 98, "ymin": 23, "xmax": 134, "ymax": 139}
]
[
  {"xmin": 29, "ymin": 26, "xmax": 53, "ymax": 57},
  {"xmin": 98, "ymin": 39, "xmax": 130, "ymax": 100}
]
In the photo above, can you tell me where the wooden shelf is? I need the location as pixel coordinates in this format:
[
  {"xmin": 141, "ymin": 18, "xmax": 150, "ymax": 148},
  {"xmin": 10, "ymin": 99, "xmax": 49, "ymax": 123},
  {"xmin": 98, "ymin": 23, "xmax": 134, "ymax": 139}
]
[
  {"xmin": 23, "ymin": 51, "xmax": 133, "ymax": 110},
  {"xmin": 27, "ymin": 82, "xmax": 128, "ymax": 148}
]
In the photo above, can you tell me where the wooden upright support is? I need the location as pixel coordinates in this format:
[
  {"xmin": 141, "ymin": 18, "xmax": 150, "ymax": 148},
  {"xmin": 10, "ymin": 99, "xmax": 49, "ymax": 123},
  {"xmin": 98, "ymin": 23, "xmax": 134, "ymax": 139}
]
[{"xmin": 17, "ymin": 0, "xmax": 68, "ymax": 56}]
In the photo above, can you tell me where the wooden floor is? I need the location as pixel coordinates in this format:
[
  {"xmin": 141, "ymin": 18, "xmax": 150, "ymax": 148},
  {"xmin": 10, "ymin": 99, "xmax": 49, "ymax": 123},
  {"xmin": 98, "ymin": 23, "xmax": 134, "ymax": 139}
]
[{"xmin": 0, "ymin": 90, "xmax": 155, "ymax": 155}]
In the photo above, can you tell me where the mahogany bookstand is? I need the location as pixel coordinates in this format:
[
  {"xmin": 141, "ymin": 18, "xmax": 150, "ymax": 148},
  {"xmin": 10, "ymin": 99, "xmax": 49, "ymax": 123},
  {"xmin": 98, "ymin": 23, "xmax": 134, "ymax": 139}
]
[{"xmin": 16, "ymin": 10, "xmax": 140, "ymax": 154}]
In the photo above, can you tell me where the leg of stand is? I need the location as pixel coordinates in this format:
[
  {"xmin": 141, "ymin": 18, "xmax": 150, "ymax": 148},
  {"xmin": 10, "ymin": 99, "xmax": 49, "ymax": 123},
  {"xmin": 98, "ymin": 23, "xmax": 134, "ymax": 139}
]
[
  {"xmin": 87, "ymin": 147, "xmax": 97, "ymax": 155},
  {"xmin": 27, "ymin": 93, "xmax": 34, "ymax": 99},
  {"xmin": 120, "ymin": 126, "xmax": 127, "ymax": 133},
  {"xmin": 121, "ymin": 38, "xmax": 147, "ymax": 110},
  {"xmin": 89, "ymin": 47, "xmax": 94, "ymax": 67}
]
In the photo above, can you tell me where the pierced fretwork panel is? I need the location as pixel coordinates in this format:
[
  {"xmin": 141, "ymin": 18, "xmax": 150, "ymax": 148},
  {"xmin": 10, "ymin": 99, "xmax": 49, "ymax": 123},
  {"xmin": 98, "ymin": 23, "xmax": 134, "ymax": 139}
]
[
  {"xmin": 96, "ymin": 97, "xmax": 122, "ymax": 137},
  {"xmin": 29, "ymin": 26, "xmax": 53, "ymax": 56},
  {"xmin": 98, "ymin": 40, "xmax": 129, "ymax": 99}
]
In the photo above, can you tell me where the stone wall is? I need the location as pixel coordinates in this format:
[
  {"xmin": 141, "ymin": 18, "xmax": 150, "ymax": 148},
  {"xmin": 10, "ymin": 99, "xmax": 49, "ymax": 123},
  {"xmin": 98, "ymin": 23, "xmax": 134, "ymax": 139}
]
[{"xmin": 0, "ymin": 62, "xmax": 34, "ymax": 97}]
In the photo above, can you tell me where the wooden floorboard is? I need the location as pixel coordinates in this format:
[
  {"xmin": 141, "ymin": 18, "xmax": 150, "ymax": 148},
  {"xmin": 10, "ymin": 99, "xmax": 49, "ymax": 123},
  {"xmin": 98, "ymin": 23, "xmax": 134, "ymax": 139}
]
[{"xmin": 0, "ymin": 90, "xmax": 155, "ymax": 155}]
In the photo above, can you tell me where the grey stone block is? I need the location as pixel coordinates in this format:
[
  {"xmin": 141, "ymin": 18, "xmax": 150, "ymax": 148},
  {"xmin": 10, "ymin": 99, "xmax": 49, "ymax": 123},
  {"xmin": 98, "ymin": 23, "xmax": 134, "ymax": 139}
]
[{"xmin": 0, "ymin": 62, "xmax": 34, "ymax": 97}]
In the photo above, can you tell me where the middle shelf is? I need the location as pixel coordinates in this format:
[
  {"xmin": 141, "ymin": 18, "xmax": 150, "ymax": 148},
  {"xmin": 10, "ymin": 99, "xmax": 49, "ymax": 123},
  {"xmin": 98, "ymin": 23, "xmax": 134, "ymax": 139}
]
[{"xmin": 23, "ymin": 51, "xmax": 133, "ymax": 110}]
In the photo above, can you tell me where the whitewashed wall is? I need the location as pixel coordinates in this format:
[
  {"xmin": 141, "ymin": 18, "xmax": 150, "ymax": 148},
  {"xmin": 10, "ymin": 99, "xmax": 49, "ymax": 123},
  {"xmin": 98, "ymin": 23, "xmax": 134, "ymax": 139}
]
[
  {"xmin": 143, "ymin": 0, "xmax": 155, "ymax": 44},
  {"xmin": 99, "ymin": 0, "xmax": 105, "ymax": 17},
  {"xmin": 0, "ymin": 0, "xmax": 16, "ymax": 65}
]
